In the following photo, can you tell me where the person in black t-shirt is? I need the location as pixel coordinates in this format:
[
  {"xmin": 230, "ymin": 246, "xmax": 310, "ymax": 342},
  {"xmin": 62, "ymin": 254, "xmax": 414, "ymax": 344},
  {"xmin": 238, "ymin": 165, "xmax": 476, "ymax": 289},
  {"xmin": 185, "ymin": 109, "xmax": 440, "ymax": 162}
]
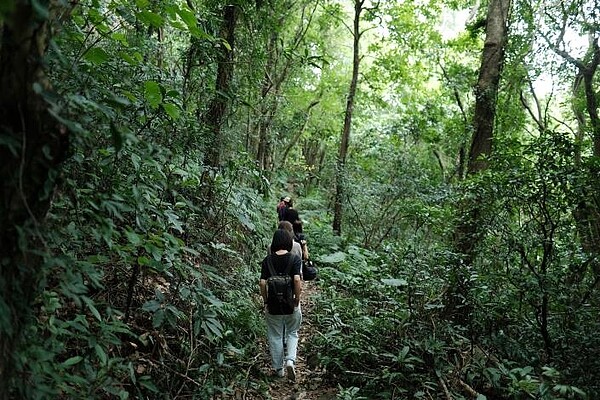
[
  {"xmin": 259, "ymin": 229, "xmax": 302, "ymax": 380},
  {"xmin": 282, "ymin": 198, "xmax": 300, "ymax": 232},
  {"xmin": 282, "ymin": 198, "xmax": 309, "ymax": 261}
]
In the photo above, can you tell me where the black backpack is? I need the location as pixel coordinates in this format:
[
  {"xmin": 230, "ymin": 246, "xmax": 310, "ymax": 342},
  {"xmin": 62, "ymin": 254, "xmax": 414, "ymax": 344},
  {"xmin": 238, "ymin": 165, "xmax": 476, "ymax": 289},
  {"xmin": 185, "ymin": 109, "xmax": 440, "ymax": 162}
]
[
  {"xmin": 302, "ymin": 259, "xmax": 318, "ymax": 281},
  {"xmin": 266, "ymin": 256, "xmax": 295, "ymax": 315}
]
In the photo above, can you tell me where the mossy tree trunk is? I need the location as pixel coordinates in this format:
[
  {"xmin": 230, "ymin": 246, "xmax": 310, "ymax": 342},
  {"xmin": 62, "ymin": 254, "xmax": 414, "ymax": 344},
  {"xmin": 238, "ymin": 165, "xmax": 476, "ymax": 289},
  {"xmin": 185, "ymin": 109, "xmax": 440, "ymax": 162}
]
[
  {"xmin": 450, "ymin": 0, "xmax": 511, "ymax": 321},
  {"xmin": 0, "ymin": 0, "xmax": 69, "ymax": 393},
  {"xmin": 332, "ymin": 0, "xmax": 364, "ymax": 236},
  {"xmin": 203, "ymin": 4, "xmax": 237, "ymax": 170}
]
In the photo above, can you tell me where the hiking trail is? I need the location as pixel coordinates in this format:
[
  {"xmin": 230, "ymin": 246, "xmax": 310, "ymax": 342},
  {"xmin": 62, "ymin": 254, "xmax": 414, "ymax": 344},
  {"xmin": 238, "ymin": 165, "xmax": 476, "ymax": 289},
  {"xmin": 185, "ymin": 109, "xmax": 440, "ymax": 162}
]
[{"xmin": 256, "ymin": 280, "xmax": 338, "ymax": 400}]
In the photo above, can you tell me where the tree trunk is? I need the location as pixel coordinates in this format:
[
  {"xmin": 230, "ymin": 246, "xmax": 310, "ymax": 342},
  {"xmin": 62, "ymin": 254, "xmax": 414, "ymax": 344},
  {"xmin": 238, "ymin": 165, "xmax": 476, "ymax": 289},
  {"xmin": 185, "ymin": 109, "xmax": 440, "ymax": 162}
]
[
  {"xmin": 280, "ymin": 99, "xmax": 320, "ymax": 165},
  {"xmin": 552, "ymin": 34, "xmax": 600, "ymax": 254},
  {"xmin": 0, "ymin": 0, "xmax": 68, "ymax": 392},
  {"xmin": 450, "ymin": 0, "xmax": 510, "ymax": 322},
  {"xmin": 256, "ymin": 33, "xmax": 277, "ymax": 171},
  {"xmin": 255, "ymin": 1, "xmax": 316, "ymax": 171},
  {"xmin": 573, "ymin": 71, "xmax": 600, "ymax": 253},
  {"xmin": 332, "ymin": 0, "xmax": 364, "ymax": 236},
  {"xmin": 454, "ymin": 0, "xmax": 510, "ymax": 257},
  {"xmin": 203, "ymin": 5, "xmax": 237, "ymax": 168},
  {"xmin": 466, "ymin": 0, "xmax": 511, "ymax": 175}
]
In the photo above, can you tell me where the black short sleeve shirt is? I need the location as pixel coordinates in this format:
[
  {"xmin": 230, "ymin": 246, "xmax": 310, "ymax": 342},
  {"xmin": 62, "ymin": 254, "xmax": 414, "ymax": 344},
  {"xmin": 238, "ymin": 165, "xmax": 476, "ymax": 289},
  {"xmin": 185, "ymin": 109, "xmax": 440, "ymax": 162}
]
[{"xmin": 260, "ymin": 252, "xmax": 302, "ymax": 280}]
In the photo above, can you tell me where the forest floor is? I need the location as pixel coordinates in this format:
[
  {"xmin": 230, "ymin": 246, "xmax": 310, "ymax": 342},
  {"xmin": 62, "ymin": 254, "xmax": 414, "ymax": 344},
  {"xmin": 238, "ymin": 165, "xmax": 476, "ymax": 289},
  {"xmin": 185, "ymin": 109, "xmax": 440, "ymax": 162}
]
[{"xmin": 252, "ymin": 280, "xmax": 339, "ymax": 400}]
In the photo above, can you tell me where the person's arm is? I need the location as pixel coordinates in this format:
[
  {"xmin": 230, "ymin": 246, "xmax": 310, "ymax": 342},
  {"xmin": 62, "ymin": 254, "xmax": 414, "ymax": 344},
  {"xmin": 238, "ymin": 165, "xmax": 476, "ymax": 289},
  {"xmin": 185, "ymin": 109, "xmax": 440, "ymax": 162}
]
[
  {"xmin": 259, "ymin": 279, "xmax": 268, "ymax": 304},
  {"xmin": 293, "ymin": 276, "xmax": 302, "ymax": 307},
  {"xmin": 259, "ymin": 258, "xmax": 269, "ymax": 306},
  {"xmin": 301, "ymin": 242, "xmax": 309, "ymax": 260},
  {"xmin": 292, "ymin": 255, "xmax": 302, "ymax": 306}
]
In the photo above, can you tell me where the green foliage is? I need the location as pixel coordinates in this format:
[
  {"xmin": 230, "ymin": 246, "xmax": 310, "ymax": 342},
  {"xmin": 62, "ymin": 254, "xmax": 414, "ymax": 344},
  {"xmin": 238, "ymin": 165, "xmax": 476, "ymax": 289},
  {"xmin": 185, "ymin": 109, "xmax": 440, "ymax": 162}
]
[
  {"xmin": 300, "ymin": 121, "xmax": 595, "ymax": 398},
  {"xmin": 6, "ymin": 0, "xmax": 600, "ymax": 398},
  {"xmin": 308, "ymin": 225, "xmax": 590, "ymax": 398},
  {"xmin": 7, "ymin": 0, "xmax": 273, "ymax": 397},
  {"xmin": 336, "ymin": 386, "xmax": 368, "ymax": 400}
]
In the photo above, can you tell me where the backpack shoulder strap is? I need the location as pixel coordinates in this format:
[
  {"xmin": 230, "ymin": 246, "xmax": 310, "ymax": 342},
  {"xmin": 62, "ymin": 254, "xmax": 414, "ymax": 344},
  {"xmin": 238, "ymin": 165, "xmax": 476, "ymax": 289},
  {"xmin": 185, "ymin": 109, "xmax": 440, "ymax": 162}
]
[{"xmin": 266, "ymin": 255, "xmax": 277, "ymax": 277}]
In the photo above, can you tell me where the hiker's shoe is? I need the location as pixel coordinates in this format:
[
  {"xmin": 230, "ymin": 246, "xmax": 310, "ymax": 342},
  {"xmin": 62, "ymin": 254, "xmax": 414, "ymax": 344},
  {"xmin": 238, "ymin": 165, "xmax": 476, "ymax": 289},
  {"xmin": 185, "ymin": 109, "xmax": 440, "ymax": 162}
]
[
  {"xmin": 285, "ymin": 360, "xmax": 296, "ymax": 382},
  {"xmin": 276, "ymin": 368, "xmax": 285, "ymax": 378}
]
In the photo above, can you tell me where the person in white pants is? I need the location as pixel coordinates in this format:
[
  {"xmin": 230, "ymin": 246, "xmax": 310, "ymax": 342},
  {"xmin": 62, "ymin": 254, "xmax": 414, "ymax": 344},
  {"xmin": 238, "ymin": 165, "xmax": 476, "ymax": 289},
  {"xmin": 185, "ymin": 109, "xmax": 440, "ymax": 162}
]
[{"xmin": 259, "ymin": 229, "xmax": 303, "ymax": 380}]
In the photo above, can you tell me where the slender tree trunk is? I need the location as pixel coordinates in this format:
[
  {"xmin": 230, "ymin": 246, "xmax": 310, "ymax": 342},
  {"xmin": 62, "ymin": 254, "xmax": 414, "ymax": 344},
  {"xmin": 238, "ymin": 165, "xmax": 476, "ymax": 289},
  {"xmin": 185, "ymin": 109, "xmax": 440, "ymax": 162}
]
[
  {"xmin": 553, "ymin": 36, "xmax": 600, "ymax": 254},
  {"xmin": 332, "ymin": 0, "xmax": 364, "ymax": 236},
  {"xmin": 280, "ymin": 99, "xmax": 320, "ymax": 165},
  {"xmin": 0, "ymin": 0, "xmax": 69, "ymax": 392},
  {"xmin": 573, "ymin": 69, "xmax": 600, "ymax": 254},
  {"xmin": 466, "ymin": 0, "xmax": 511, "ymax": 175},
  {"xmin": 256, "ymin": 29, "xmax": 277, "ymax": 171},
  {"xmin": 203, "ymin": 5, "xmax": 237, "ymax": 168},
  {"xmin": 454, "ymin": 0, "xmax": 510, "ymax": 256},
  {"xmin": 571, "ymin": 66, "xmax": 600, "ymax": 254},
  {"xmin": 255, "ymin": 1, "xmax": 317, "ymax": 171},
  {"xmin": 572, "ymin": 72, "xmax": 585, "ymax": 167},
  {"xmin": 449, "ymin": 0, "xmax": 510, "ymax": 322}
]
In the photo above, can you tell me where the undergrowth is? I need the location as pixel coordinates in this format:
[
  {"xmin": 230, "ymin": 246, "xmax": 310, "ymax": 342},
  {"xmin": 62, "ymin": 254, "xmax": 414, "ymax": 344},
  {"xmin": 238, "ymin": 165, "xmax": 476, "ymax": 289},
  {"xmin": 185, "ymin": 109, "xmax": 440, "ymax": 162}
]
[{"xmin": 301, "ymin": 190, "xmax": 589, "ymax": 400}]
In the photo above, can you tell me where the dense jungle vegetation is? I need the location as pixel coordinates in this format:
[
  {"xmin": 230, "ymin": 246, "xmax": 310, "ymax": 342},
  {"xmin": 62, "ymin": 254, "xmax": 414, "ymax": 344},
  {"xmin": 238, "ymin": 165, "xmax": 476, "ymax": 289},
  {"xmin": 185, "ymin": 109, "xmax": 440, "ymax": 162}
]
[{"xmin": 1, "ymin": 0, "xmax": 600, "ymax": 398}]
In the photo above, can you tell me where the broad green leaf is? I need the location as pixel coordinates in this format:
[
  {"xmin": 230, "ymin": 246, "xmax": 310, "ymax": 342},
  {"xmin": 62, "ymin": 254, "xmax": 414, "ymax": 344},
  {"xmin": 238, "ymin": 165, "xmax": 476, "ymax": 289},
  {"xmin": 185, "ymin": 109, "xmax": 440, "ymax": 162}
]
[
  {"xmin": 95, "ymin": 344, "xmax": 108, "ymax": 365},
  {"xmin": 125, "ymin": 230, "xmax": 141, "ymax": 246},
  {"xmin": 119, "ymin": 52, "xmax": 136, "ymax": 65},
  {"xmin": 221, "ymin": 39, "xmax": 232, "ymax": 51},
  {"xmin": 152, "ymin": 309, "xmax": 165, "ymax": 328},
  {"xmin": 121, "ymin": 89, "xmax": 138, "ymax": 103},
  {"xmin": 144, "ymin": 243, "xmax": 162, "ymax": 261},
  {"xmin": 111, "ymin": 32, "xmax": 129, "ymax": 46},
  {"xmin": 142, "ymin": 299, "xmax": 161, "ymax": 313},
  {"xmin": 165, "ymin": 210, "xmax": 183, "ymax": 232},
  {"xmin": 82, "ymin": 296, "xmax": 102, "ymax": 321},
  {"xmin": 61, "ymin": 356, "xmax": 83, "ymax": 368},
  {"xmin": 177, "ymin": 7, "xmax": 196, "ymax": 28},
  {"xmin": 139, "ymin": 376, "xmax": 159, "ymax": 392},
  {"xmin": 237, "ymin": 213, "xmax": 255, "ymax": 230},
  {"xmin": 162, "ymin": 103, "xmax": 180, "ymax": 120},
  {"xmin": 130, "ymin": 151, "xmax": 140, "ymax": 169},
  {"xmin": 137, "ymin": 256, "xmax": 152, "ymax": 266},
  {"xmin": 319, "ymin": 251, "xmax": 346, "ymax": 263},
  {"xmin": 400, "ymin": 346, "xmax": 410, "ymax": 359},
  {"xmin": 137, "ymin": 11, "xmax": 164, "ymax": 28},
  {"xmin": 84, "ymin": 47, "xmax": 109, "ymax": 65},
  {"xmin": 143, "ymin": 81, "xmax": 162, "ymax": 108},
  {"xmin": 381, "ymin": 278, "xmax": 408, "ymax": 287},
  {"xmin": 202, "ymin": 317, "xmax": 223, "ymax": 339},
  {"xmin": 189, "ymin": 26, "xmax": 210, "ymax": 39}
]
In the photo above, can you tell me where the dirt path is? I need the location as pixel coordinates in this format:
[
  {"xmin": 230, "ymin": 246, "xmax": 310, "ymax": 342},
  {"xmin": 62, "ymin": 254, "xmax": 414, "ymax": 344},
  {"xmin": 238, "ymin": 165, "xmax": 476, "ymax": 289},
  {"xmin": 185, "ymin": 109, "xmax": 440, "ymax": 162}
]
[{"xmin": 259, "ymin": 280, "xmax": 338, "ymax": 400}]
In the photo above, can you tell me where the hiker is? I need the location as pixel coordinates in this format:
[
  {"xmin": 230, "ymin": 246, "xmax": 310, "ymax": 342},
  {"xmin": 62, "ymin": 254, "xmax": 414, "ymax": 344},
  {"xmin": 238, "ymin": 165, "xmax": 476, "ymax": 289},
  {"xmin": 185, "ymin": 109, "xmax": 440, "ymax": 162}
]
[
  {"xmin": 268, "ymin": 221, "xmax": 303, "ymax": 261},
  {"xmin": 280, "ymin": 197, "xmax": 309, "ymax": 259},
  {"xmin": 259, "ymin": 229, "xmax": 303, "ymax": 380},
  {"xmin": 281, "ymin": 197, "xmax": 299, "ymax": 230},
  {"xmin": 276, "ymin": 196, "xmax": 290, "ymax": 221}
]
